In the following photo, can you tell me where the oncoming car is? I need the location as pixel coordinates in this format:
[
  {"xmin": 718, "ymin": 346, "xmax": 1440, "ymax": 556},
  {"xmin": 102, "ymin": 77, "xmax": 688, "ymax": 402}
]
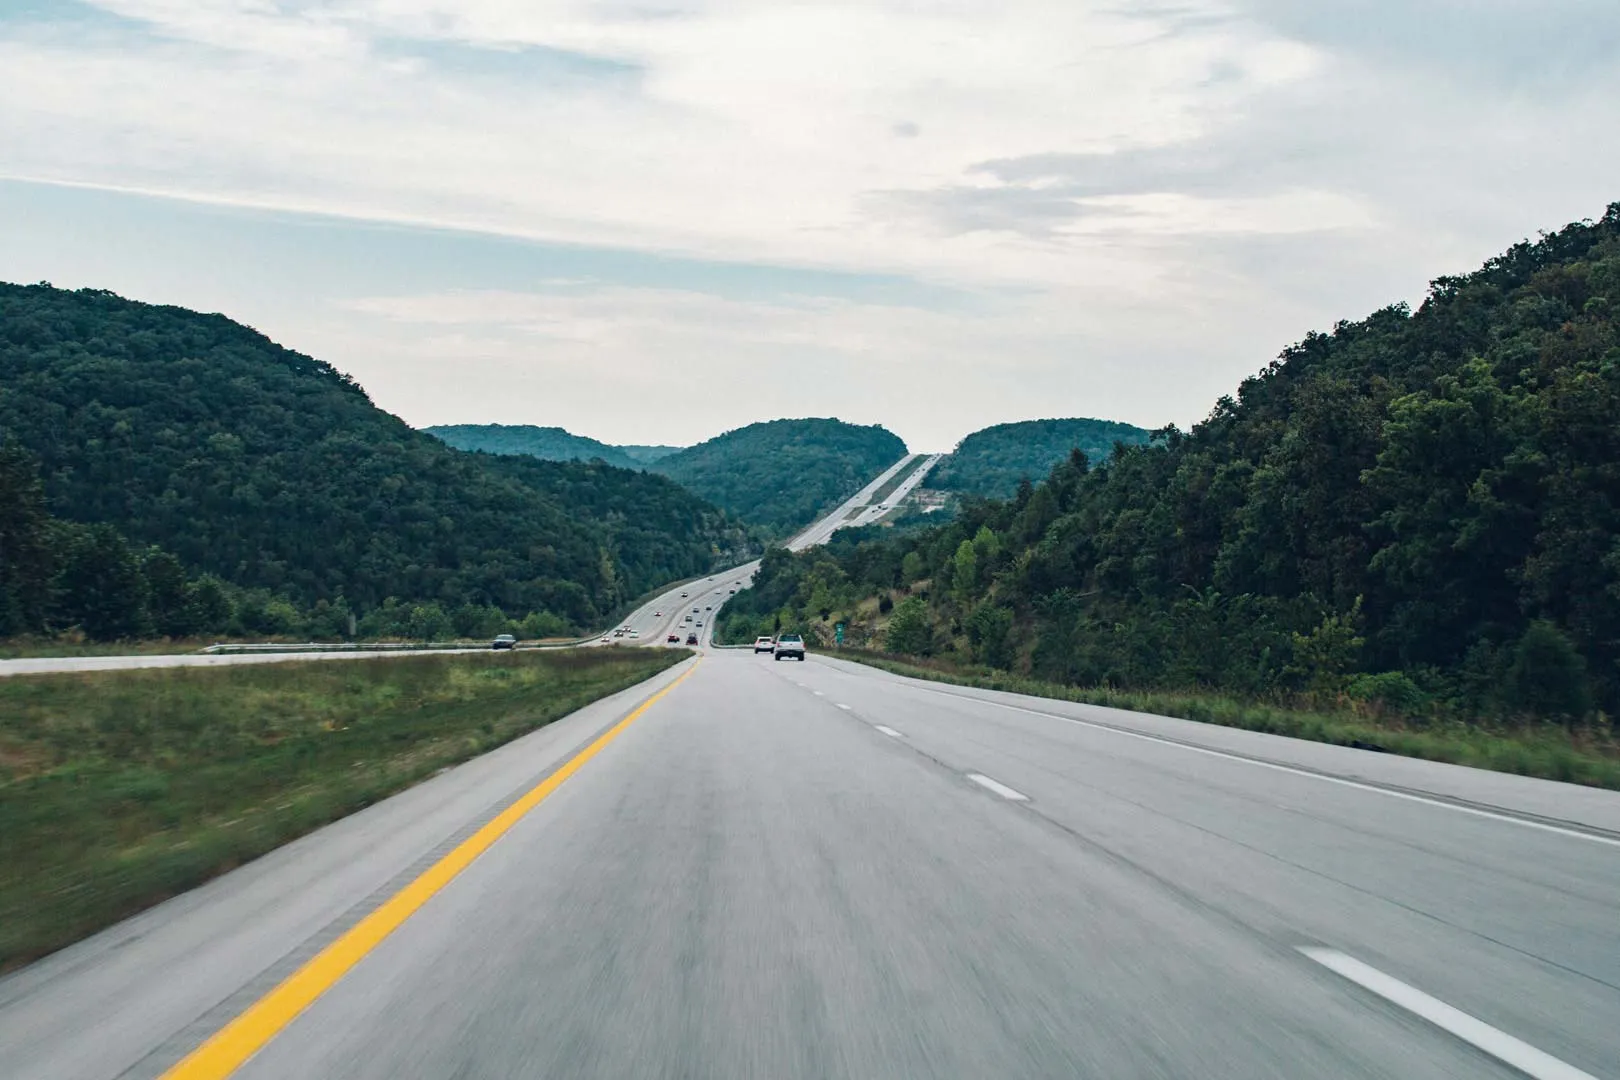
[
  {"xmin": 491, "ymin": 634, "xmax": 517, "ymax": 650},
  {"xmin": 773, "ymin": 634, "xmax": 805, "ymax": 661}
]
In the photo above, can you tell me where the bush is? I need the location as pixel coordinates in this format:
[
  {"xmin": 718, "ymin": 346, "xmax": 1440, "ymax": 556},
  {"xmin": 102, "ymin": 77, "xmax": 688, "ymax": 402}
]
[
  {"xmin": 884, "ymin": 596, "xmax": 933, "ymax": 655},
  {"xmin": 1346, "ymin": 671, "xmax": 1428, "ymax": 714},
  {"xmin": 1503, "ymin": 621, "xmax": 1591, "ymax": 721}
]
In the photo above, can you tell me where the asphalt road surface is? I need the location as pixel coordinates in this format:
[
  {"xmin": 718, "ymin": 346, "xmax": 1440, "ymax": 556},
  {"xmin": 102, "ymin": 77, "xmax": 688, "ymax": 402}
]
[{"xmin": 3, "ymin": 647, "xmax": 1616, "ymax": 1079}]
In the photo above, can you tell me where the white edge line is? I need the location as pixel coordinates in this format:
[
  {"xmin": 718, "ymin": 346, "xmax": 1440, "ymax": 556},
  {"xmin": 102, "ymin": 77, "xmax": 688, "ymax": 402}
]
[
  {"xmin": 909, "ymin": 685, "xmax": 1620, "ymax": 849},
  {"xmin": 874, "ymin": 725, "xmax": 904, "ymax": 738},
  {"xmin": 967, "ymin": 773, "xmax": 1029, "ymax": 801},
  {"xmin": 1299, "ymin": 949, "xmax": 1598, "ymax": 1080}
]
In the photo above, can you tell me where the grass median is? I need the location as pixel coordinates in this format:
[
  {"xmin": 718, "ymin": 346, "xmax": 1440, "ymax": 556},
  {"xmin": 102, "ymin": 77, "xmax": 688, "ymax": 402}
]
[
  {"xmin": 831, "ymin": 650, "xmax": 1620, "ymax": 791},
  {"xmin": 0, "ymin": 647, "xmax": 686, "ymax": 971}
]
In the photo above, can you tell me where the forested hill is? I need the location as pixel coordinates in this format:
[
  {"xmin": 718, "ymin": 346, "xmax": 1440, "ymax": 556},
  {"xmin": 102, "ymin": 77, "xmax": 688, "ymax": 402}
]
[
  {"xmin": 726, "ymin": 204, "xmax": 1620, "ymax": 724},
  {"xmin": 424, "ymin": 423, "xmax": 646, "ymax": 471},
  {"xmin": 648, "ymin": 418, "xmax": 907, "ymax": 532},
  {"xmin": 927, "ymin": 417, "xmax": 1153, "ymax": 498},
  {"xmin": 0, "ymin": 284, "xmax": 749, "ymax": 636}
]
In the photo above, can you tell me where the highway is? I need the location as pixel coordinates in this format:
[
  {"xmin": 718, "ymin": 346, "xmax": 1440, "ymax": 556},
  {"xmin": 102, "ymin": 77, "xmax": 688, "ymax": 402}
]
[
  {"xmin": 3, "ymin": 648, "xmax": 1616, "ymax": 1078},
  {"xmin": 4, "ymin": 456, "xmax": 1616, "ymax": 1079}
]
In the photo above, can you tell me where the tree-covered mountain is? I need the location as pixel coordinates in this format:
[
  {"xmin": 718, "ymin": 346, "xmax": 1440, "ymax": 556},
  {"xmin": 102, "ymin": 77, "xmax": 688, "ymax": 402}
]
[
  {"xmin": 647, "ymin": 418, "xmax": 907, "ymax": 533},
  {"xmin": 618, "ymin": 444, "xmax": 682, "ymax": 464},
  {"xmin": 720, "ymin": 204, "xmax": 1620, "ymax": 726},
  {"xmin": 927, "ymin": 417, "xmax": 1153, "ymax": 499},
  {"xmin": 424, "ymin": 423, "xmax": 646, "ymax": 471},
  {"xmin": 0, "ymin": 283, "xmax": 750, "ymax": 637}
]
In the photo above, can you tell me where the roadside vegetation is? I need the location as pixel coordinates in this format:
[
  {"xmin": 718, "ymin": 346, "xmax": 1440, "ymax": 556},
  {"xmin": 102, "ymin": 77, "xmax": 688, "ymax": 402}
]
[
  {"xmin": 717, "ymin": 207, "xmax": 1620, "ymax": 785},
  {"xmin": 0, "ymin": 647, "xmax": 683, "ymax": 970},
  {"xmin": 832, "ymin": 649, "xmax": 1620, "ymax": 791}
]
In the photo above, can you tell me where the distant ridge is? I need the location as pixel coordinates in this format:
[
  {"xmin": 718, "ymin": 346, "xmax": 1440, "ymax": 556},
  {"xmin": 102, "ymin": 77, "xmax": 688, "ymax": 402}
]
[
  {"xmin": 927, "ymin": 417, "xmax": 1153, "ymax": 498},
  {"xmin": 425, "ymin": 423, "xmax": 644, "ymax": 470}
]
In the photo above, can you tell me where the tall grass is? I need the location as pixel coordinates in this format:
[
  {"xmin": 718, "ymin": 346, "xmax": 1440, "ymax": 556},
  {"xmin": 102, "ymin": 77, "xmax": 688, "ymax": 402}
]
[
  {"xmin": 835, "ymin": 650, "xmax": 1620, "ymax": 791},
  {"xmin": 0, "ymin": 648, "xmax": 684, "ymax": 970}
]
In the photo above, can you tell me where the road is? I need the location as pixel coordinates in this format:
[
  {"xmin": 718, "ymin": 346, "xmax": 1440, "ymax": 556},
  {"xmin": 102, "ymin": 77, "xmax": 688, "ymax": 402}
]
[
  {"xmin": 3, "ymin": 647, "xmax": 1617, "ymax": 1078},
  {"xmin": 593, "ymin": 452, "xmax": 933, "ymax": 649}
]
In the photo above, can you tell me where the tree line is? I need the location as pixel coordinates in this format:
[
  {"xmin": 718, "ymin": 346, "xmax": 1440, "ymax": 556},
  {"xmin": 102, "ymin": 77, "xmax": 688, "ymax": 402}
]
[
  {"xmin": 719, "ymin": 205, "xmax": 1620, "ymax": 728},
  {"xmin": 0, "ymin": 283, "xmax": 756, "ymax": 640}
]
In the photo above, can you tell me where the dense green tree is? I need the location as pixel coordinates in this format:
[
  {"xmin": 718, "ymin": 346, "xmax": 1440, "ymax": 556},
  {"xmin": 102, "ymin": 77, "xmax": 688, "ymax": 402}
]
[
  {"xmin": 53, "ymin": 523, "xmax": 148, "ymax": 641},
  {"xmin": 927, "ymin": 418, "xmax": 1152, "ymax": 498},
  {"xmin": 0, "ymin": 283, "xmax": 753, "ymax": 633},
  {"xmin": 0, "ymin": 443, "xmax": 52, "ymax": 634}
]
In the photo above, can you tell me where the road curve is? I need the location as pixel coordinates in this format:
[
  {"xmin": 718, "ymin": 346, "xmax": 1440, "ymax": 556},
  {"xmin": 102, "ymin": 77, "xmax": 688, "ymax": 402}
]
[{"xmin": 3, "ymin": 647, "xmax": 1615, "ymax": 1079}]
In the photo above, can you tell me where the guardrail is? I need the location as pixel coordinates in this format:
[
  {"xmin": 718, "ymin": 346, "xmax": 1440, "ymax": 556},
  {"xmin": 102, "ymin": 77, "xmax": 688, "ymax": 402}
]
[{"xmin": 199, "ymin": 639, "xmax": 593, "ymax": 655}]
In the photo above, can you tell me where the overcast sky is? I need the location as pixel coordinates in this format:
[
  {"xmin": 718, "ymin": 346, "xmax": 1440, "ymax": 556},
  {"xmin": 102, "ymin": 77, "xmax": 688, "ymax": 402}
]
[{"xmin": 3, "ymin": 1, "xmax": 1618, "ymax": 450}]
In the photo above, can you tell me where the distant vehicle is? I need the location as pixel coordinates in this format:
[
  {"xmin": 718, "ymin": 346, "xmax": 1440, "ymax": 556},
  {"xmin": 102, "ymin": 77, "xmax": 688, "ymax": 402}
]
[
  {"xmin": 629, "ymin": 630, "xmax": 640, "ymax": 638},
  {"xmin": 680, "ymin": 592, "xmax": 689, "ymax": 598},
  {"xmin": 753, "ymin": 637, "xmax": 774, "ymax": 653},
  {"xmin": 667, "ymin": 633, "xmax": 680, "ymax": 643},
  {"xmin": 654, "ymin": 611, "xmax": 661, "ymax": 617},
  {"xmin": 491, "ymin": 634, "xmax": 517, "ymax": 650},
  {"xmin": 683, "ymin": 614, "xmax": 692, "ymax": 623},
  {"xmin": 705, "ymin": 605, "xmax": 711, "ymax": 610},
  {"xmin": 774, "ymin": 634, "xmax": 806, "ymax": 661},
  {"xmin": 730, "ymin": 588, "xmax": 737, "ymax": 594},
  {"xmin": 685, "ymin": 632, "xmax": 699, "ymax": 645},
  {"xmin": 696, "ymin": 621, "xmax": 703, "ymax": 627},
  {"xmin": 600, "ymin": 636, "xmax": 611, "ymax": 643},
  {"xmin": 612, "ymin": 629, "xmax": 625, "ymax": 637},
  {"xmin": 692, "ymin": 607, "xmax": 699, "ymax": 613}
]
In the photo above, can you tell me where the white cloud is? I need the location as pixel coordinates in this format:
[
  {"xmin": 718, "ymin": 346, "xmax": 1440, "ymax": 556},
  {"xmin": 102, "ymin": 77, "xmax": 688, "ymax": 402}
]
[{"xmin": 1, "ymin": 0, "xmax": 1617, "ymax": 445}]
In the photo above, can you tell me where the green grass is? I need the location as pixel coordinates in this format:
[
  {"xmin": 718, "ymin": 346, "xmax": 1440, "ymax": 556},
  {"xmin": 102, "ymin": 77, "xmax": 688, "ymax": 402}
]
[
  {"xmin": 832, "ymin": 650, "xmax": 1620, "ymax": 791},
  {"xmin": 0, "ymin": 648, "xmax": 685, "ymax": 970}
]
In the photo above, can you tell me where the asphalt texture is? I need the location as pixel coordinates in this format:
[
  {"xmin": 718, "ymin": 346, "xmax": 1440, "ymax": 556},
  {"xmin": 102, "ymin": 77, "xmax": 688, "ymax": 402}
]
[{"xmin": 3, "ymin": 646, "xmax": 1616, "ymax": 1079}]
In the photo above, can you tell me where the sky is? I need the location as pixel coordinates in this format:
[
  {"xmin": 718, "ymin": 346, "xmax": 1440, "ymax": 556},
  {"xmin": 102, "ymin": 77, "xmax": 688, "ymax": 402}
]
[{"xmin": 2, "ymin": 1, "xmax": 1618, "ymax": 451}]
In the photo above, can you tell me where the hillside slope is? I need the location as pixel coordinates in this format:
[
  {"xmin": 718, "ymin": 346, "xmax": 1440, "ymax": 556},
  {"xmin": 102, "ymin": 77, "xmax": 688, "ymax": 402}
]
[
  {"xmin": 0, "ymin": 284, "xmax": 748, "ymax": 630},
  {"xmin": 927, "ymin": 417, "xmax": 1153, "ymax": 498},
  {"xmin": 424, "ymin": 424, "xmax": 644, "ymax": 470},
  {"xmin": 721, "ymin": 204, "xmax": 1620, "ymax": 723},
  {"xmin": 648, "ymin": 418, "xmax": 906, "ymax": 532}
]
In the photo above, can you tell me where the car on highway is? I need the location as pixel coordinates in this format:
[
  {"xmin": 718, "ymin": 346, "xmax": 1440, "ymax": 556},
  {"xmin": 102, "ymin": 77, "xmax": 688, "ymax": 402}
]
[
  {"xmin": 773, "ymin": 634, "xmax": 806, "ymax": 661},
  {"xmin": 491, "ymin": 634, "xmax": 517, "ymax": 650},
  {"xmin": 667, "ymin": 633, "xmax": 680, "ymax": 643},
  {"xmin": 753, "ymin": 636, "xmax": 774, "ymax": 653},
  {"xmin": 685, "ymin": 632, "xmax": 698, "ymax": 645}
]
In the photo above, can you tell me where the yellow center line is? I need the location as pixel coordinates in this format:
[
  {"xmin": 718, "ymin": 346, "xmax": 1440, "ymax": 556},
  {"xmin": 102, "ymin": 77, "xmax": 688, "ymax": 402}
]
[{"xmin": 160, "ymin": 658, "xmax": 702, "ymax": 1080}]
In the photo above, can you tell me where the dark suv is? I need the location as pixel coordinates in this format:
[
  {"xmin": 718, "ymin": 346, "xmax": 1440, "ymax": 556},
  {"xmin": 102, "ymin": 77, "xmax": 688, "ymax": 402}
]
[{"xmin": 773, "ymin": 634, "xmax": 805, "ymax": 661}]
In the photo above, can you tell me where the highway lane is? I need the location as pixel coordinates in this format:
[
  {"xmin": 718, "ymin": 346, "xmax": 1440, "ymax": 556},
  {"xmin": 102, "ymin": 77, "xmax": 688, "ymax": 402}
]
[{"xmin": 4, "ymin": 647, "xmax": 1615, "ymax": 1078}]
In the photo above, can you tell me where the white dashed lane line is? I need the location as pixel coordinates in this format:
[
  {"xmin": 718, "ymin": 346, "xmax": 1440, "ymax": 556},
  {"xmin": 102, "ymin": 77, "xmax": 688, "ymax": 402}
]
[
  {"xmin": 874, "ymin": 725, "xmax": 904, "ymax": 738},
  {"xmin": 967, "ymin": 773, "xmax": 1028, "ymax": 801},
  {"xmin": 1300, "ymin": 949, "xmax": 1599, "ymax": 1080}
]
